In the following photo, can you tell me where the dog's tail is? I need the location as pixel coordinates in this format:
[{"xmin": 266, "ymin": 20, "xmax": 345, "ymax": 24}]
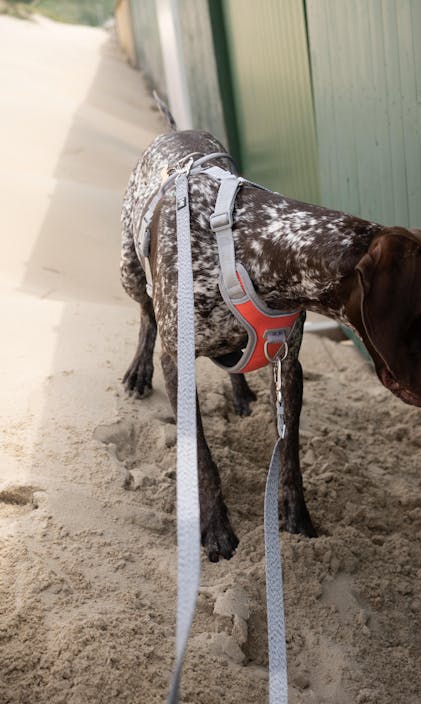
[{"xmin": 153, "ymin": 91, "xmax": 177, "ymax": 130}]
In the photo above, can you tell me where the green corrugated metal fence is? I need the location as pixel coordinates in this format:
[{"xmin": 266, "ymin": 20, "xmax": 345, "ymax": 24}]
[
  {"xmin": 221, "ymin": 0, "xmax": 320, "ymax": 202},
  {"xmin": 307, "ymin": 0, "xmax": 421, "ymax": 227},
  {"xmin": 178, "ymin": 1, "xmax": 227, "ymax": 144},
  {"xmin": 125, "ymin": 0, "xmax": 421, "ymax": 228}
]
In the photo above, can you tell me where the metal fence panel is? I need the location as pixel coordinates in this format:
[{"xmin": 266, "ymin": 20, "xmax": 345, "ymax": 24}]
[
  {"xmin": 222, "ymin": 0, "xmax": 320, "ymax": 202},
  {"xmin": 179, "ymin": 0, "xmax": 227, "ymax": 143},
  {"xmin": 307, "ymin": 0, "xmax": 421, "ymax": 227},
  {"xmin": 129, "ymin": 0, "xmax": 166, "ymax": 99}
]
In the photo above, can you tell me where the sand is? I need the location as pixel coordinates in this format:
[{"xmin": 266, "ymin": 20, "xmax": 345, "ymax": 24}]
[{"xmin": 0, "ymin": 14, "xmax": 420, "ymax": 704}]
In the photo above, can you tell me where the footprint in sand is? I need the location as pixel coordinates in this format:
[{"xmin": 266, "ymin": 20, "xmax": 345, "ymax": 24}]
[{"xmin": 0, "ymin": 485, "xmax": 47, "ymax": 515}]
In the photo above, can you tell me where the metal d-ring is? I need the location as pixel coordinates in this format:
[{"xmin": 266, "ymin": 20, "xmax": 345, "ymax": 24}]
[{"xmin": 264, "ymin": 339, "xmax": 289, "ymax": 364}]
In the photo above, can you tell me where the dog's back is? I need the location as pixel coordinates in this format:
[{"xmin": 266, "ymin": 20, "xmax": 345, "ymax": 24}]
[{"xmin": 123, "ymin": 130, "xmax": 230, "ymax": 241}]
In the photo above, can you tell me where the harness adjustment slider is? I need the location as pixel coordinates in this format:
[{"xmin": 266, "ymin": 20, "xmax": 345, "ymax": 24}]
[{"xmin": 210, "ymin": 211, "xmax": 233, "ymax": 232}]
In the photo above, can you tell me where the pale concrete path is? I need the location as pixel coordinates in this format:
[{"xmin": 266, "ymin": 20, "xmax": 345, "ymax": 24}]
[{"xmin": 0, "ymin": 15, "xmax": 163, "ymax": 484}]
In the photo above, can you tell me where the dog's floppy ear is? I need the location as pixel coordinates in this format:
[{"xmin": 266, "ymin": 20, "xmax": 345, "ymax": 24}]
[
  {"xmin": 355, "ymin": 229, "xmax": 421, "ymax": 398},
  {"xmin": 355, "ymin": 238, "xmax": 382, "ymax": 294}
]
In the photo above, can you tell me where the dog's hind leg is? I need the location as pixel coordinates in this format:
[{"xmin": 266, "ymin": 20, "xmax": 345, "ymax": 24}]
[
  {"xmin": 120, "ymin": 208, "xmax": 157, "ymax": 397},
  {"xmin": 161, "ymin": 351, "xmax": 239, "ymax": 562},
  {"xmin": 230, "ymin": 374, "xmax": 257, "ymax": 416},
  {"xmin": 274, "ymin": 312, "xmax": 317, "ymax": 537}
]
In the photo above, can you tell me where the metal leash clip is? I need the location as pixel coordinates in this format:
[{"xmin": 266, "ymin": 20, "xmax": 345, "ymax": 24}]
[
  {"xmin": 175, "ymin": 154, "xmax": 195, "ymax": 177},
  {"xmin": 273, "ymin": 354, "xmax": 287, "ymax": 440}
]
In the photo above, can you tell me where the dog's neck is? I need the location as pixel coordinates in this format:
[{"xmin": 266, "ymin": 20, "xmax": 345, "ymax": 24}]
[{"xmin": 234, "ymin": 193, "xmax": 381, "ymax": 324}]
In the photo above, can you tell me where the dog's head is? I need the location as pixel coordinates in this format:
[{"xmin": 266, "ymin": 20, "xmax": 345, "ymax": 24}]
[{"xmin": 354, "ymin": 228, "xmax": 421, "ymax": 406}]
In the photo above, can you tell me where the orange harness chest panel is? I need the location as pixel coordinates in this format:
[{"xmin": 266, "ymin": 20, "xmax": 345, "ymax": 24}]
[
  {"xmin": 212, "ymin": 264, "xmax": 300, "ymax": 374},
  {"xmin": 207, "ymin": 164, "xmax": 301, "ymax": 374}
]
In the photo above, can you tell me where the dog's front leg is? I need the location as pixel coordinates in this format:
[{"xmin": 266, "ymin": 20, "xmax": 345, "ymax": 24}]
[
  {"xmin": 123, "ymin": 298, "xmax": 157, "ymax": 397},
  {"xmin": 274, "ymin": 313, "xmax": 317, "ymax": 537},
  {"xmin": 161, "ymin": 352, "xmax": 239, "ymax": 562}
]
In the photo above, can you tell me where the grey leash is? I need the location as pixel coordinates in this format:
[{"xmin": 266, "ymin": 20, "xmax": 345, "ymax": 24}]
[
  {"xmin": 166, "ymin": 160, "xmax": 288, "ymax": 704},
  {"xmin": 167, "ymin": 163, "xmax": 201, "ymax": 704},
  {"xmin": 265, "ymin": 357, "xmax": 288, "ymax": 704}
]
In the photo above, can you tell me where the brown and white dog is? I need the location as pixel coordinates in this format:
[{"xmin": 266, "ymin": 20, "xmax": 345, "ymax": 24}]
[{"xmin": 120, "ymin": 128, "xmax": 421, "ymax": 562}]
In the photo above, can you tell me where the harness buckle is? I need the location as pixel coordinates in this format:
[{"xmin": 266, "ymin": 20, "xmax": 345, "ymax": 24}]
[{"xmin": 210, "ymin": 210, "xmax": 232, "ymax": 232}]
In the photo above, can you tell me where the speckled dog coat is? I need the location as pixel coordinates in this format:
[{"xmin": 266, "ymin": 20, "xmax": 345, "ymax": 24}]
[
  {"xmin": 121, "ymin": 130, "xmax": 381, "ymax": 363},
  {"xmin": 120, "ymin": 128, "xmax": 421, "ymax": 560}
]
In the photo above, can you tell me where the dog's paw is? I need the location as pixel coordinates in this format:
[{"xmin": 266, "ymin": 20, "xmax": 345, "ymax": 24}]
[
  {"xmin": 123, "ymin": 354, "xmax": 153, "ymax": 398},
  {"xmin": 282, "ymin": 499, "xmax": 318, "ymax": 538},
  {"xmin": 201, "ymin": 503, "xmax": 239, "ymax": 562}
]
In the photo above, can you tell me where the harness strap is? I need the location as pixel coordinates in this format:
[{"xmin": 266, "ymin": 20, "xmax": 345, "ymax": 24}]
[
  {"xmin": 138, "ymin": 196, "xmax": 159, "ymax": 297},
  {"xmin": 209, "ymin": 173, "xmax": 245, "ymax": 299}
]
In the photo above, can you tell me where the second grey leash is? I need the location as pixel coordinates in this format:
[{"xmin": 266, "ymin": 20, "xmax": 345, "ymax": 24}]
[
  {"xmin": 265, "ymin": 358, "xmax": 288, "ymax": 703},
  {"xmin": 166, "ymin": 161, "xmax": 288, "ymax": 703}
]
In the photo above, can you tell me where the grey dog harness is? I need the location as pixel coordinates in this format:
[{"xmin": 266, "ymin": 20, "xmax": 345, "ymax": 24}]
[
  {"xmin": 138, "ymin": 154, "xmax": 289, "ymax": 704},
  {"xmin": 139, "ymin": 154, "xmax": 299, "ymax": 374}
]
